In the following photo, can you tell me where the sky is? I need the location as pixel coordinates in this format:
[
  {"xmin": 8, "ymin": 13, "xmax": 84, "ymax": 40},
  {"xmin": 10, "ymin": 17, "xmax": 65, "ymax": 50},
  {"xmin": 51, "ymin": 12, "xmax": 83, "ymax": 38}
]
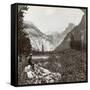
[{"xmin": 23, "ymin": 6, "xmax": 84, "ymax": 35}]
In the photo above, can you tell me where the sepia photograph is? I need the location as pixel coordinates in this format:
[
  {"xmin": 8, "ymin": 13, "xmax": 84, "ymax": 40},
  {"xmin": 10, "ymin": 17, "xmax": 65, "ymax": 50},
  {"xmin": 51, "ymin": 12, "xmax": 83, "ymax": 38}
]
[{"xmin": 17, "ymin": 4, "xmax": 88, "ymax": 85}]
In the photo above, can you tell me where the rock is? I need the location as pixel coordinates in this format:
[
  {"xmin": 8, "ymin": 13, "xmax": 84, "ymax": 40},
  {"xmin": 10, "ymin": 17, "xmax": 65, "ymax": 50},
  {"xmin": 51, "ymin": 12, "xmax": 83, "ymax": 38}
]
[{"xmin": 24, "ymin": 64, "xmax": 61, "ymax": 84}]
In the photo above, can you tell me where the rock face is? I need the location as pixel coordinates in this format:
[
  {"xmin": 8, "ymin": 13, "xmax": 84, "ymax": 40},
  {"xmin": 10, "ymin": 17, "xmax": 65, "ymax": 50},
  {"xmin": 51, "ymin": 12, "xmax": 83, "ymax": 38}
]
[
  {"xmin": 55, "ymin": 11, "xmax": 86, "ymax": 52},
  {"xmin": 23, "ymin": 22, "xmax": 75, "ymax": 51},
  {"xmin": 19, "ymin": 64, "xmax": 61, "ymax": 85},
  {"xmin": 47, "ymin": 23, "xmax": 75, "ymax": 49},
  {"xmin": 23, "ymin": 22, "xmax": 55, "ymax": 51}
]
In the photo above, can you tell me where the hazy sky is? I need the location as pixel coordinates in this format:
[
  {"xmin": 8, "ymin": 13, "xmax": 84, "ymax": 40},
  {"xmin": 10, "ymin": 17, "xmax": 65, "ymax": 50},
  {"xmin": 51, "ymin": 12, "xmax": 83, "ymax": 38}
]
[{"xmin": 24, "ymin": 6, "xmax": 84, "ymax": 35}]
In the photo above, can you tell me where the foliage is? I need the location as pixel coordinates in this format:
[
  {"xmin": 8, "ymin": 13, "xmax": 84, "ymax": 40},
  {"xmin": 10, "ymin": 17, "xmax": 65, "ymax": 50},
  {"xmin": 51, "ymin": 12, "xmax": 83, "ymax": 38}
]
[
  {"xmin": 18, "ymin": 5, "xmax": 32, "ymax": 57},
  {"xmin": 17, "ymin": 5, "xmax": 32, "ymax": 84}
]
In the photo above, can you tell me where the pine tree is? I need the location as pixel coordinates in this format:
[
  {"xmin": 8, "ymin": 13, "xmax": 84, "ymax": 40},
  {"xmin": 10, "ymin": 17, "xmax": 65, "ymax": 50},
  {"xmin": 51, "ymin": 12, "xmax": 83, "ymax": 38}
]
[
  {"xmin": 18, "ymin": 5, "xmax": 32, "ymax": 57},
  {"xmin": 17, "ymin": 5, "xmax": 32, "ymax": 84}
]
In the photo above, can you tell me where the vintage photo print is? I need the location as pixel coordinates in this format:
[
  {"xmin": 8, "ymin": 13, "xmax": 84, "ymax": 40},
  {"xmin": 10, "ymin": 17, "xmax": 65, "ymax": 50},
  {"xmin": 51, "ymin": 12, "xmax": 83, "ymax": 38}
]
[{"xmin": 17, "ymin": 4, "xmax": 88, "ymax": 85}]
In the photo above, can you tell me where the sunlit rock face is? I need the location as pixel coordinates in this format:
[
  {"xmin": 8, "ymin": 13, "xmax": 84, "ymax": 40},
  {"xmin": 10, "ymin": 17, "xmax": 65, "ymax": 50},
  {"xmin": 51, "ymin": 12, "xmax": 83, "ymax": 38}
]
[
  {"xmin": 55, "ymin": 12, "xmax": 86, "ymax": 52},
  {"xmin": 23, "ymin": 64, "xmax": 61, "ymax": 84},
  {"xmin": 23, "ymin": 22, "xmax": 55, "ymax": 51},
  {"xmin": 23, "ymin": 22, "xmax": 75, "ymax": 51}
]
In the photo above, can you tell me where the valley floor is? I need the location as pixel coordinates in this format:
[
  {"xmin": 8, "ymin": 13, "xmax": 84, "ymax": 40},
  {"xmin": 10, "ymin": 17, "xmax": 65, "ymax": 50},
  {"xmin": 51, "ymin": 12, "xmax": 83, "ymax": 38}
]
[{"xmin": 18, "ymin": 49, "xmax": 87, "ymax": 85}]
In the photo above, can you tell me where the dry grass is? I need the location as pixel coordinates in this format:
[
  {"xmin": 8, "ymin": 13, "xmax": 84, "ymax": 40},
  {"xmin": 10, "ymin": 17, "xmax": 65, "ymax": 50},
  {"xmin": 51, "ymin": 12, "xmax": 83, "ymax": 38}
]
[{"xmin": 18, "ymin": 49, "xmax": 87, "ymax": 85}]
